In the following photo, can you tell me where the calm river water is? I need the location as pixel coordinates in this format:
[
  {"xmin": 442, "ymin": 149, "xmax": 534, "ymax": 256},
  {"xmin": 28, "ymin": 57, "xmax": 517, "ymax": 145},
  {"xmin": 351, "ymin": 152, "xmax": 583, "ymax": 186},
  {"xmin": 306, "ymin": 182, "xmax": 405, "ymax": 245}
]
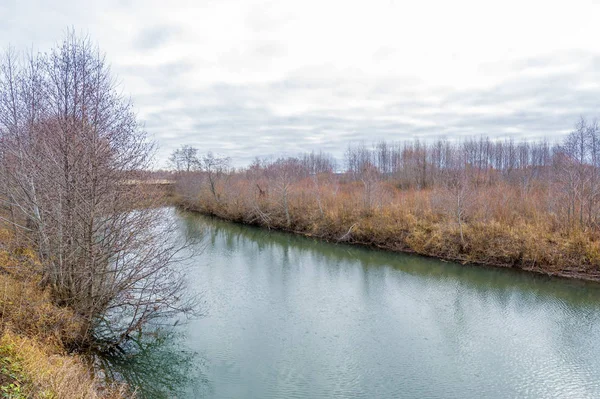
[{"xmin": 156, "ymin": 209, "xmax": 600, "ymax": 398}]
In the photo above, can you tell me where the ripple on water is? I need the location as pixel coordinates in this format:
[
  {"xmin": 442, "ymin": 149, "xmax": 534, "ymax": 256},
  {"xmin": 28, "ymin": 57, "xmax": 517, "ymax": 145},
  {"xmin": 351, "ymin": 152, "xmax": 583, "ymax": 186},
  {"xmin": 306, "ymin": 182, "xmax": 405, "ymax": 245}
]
[{"xmin": 176, "ymin": 211, "xmax": 600, "ymax": 399}]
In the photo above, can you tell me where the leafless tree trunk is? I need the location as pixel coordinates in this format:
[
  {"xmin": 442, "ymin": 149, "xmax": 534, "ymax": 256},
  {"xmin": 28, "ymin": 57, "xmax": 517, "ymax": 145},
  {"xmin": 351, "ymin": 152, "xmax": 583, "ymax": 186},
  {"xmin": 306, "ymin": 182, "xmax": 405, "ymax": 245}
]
[
  {"xmin": 201, "ymin": 151, "xmax": 230, "ymax": 203},
  {"xmin": 268, "ymin": 157, "xmax": 306, "ymax": 227}
]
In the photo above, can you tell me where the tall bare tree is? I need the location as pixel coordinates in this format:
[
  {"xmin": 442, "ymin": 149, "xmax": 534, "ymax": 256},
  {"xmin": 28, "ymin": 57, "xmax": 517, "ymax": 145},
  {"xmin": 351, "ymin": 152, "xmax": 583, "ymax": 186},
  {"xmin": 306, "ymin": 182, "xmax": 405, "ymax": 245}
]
[
  {"xmin": 267, "ymin": 157, "xmax": 306, "ymax": 227},
  {"xmin": 0, "ymin": 32, "xmax": 194, "ymax": 348},
  {"xmin": 200, "ymin": 151, "xmax": 230, "ymax": 203}
]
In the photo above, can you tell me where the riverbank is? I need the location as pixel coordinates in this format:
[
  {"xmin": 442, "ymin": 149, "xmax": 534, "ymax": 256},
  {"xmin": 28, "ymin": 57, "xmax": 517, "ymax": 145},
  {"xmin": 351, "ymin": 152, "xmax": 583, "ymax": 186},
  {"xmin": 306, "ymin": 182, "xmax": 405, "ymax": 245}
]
[
  {"xmin": 176, "ymin": 184, "xmax": 600, "ymax": 282},
  {"xmin": 0, "ymin": 229, "xmax": 129, "ymax": 398}
]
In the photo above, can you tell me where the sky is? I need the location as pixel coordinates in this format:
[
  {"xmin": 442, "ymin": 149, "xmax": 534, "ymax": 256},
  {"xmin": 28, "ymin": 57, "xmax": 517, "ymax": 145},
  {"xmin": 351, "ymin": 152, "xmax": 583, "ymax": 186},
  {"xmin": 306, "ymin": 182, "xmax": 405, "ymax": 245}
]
[{"xmin": 2, "ymin": 0, "xmax": 600, "ymax": 167}]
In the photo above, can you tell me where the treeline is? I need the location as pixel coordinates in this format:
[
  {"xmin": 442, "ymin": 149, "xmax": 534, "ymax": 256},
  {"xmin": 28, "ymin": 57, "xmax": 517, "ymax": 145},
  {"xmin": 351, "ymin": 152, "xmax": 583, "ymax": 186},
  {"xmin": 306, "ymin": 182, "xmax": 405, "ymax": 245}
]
[
  {"xmin": 345, "ymin": 137, "xmax": 552, "ymax": 187},
  {"xmin": 343, "ymin": 125, "xmax": 598, "ymax": 228},
  {"xmin": 172, "ymin": 119, "xmax": 600, "ymax": 280}
]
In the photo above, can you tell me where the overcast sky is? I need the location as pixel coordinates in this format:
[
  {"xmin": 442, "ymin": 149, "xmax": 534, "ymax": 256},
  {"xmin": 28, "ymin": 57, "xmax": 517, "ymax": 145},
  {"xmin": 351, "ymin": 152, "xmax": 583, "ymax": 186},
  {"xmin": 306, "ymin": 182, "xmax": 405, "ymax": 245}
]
[{"xmin": 2, "ymin": 0, "xmax": 600, "ymax": 167}]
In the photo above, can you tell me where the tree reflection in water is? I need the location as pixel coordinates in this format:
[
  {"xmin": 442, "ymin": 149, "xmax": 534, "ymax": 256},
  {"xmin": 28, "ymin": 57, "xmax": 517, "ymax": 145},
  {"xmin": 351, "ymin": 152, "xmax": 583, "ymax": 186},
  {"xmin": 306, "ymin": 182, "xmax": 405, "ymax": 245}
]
[{"xmin": 97, "ymin": 329, "xmax": 210, "ymax": 398}]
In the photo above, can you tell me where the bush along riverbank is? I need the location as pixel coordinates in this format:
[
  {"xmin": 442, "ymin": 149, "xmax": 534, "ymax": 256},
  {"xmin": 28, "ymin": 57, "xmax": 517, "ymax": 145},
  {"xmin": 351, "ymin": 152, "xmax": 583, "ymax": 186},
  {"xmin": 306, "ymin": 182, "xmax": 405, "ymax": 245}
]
[
  {"xmin": 171, "ymin": 131, "xmax": 600, "ymax": 282},
  {"xmin": 177, "ymin": 190, "xmax": 600, "ymax": 281}
]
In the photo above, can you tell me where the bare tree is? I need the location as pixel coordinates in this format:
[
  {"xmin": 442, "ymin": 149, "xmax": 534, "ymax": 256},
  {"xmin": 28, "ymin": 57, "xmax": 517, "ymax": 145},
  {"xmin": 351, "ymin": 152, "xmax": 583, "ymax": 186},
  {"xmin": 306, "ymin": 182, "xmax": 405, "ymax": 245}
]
[
  {"xmin": 585, "ymin": 121, "xmax": 600, "ymax": 226},
  {"xmin": 359, "ymin": 161, "xmax": 381, "ymax": 210},
  {"xmin": 559, "ymin": 118, "xmax": 592, "ymax": 227},
  {"xmin": 440, "ymin": 148, "xmax": 475, "ymax": 246},
  {"xmin": 169, "ymin": 145, "xmax": 200, "ymax": 173},
  {"xmin": 268, "ymin": 157, "xmax": 306, "ymax": 227},
  {"xmin": 200, "ymin": 151, "xmax": 230, "ymax": 203},
  {"xmin": 0, "ymin": 32, "xmax": 194, "ymax": 348}
]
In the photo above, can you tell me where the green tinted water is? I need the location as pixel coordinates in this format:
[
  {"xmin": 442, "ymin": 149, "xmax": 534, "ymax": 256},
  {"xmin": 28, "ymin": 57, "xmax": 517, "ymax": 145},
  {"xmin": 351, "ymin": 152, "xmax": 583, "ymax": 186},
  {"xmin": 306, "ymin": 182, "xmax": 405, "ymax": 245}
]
[{"xmin": 167, "ymin": 209, "xmax": 600, "ymax": 398}]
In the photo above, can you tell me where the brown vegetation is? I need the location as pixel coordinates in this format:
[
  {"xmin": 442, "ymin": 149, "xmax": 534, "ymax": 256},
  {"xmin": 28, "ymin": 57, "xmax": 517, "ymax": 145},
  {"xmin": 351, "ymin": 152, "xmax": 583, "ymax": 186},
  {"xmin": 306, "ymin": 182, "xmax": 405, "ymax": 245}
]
[
  {"xmin": 0, "ymin": 228, "xmax": 129, "ymax": 398},
  {"xmin": 173, "ymin": 123, "xmax": 600, "ymax": 281}
]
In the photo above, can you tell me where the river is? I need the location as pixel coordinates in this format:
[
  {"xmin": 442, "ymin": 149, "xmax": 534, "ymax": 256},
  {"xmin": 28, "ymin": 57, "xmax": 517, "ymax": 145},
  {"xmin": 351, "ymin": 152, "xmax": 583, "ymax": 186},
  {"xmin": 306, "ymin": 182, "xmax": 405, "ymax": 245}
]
[{"xmin": 136, "ymin": 209, "xmax": 600, "ymax": 398}]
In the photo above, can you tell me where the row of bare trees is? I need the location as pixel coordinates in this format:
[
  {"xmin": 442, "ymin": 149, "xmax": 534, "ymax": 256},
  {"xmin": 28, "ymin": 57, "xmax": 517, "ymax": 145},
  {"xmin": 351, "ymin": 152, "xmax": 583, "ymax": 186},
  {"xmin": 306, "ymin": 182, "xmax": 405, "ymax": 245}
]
[
  {"xmin": 173, "ymin": 118, "xmax": 600, "ymax": 233},
  {"xmin": 346, "ymin": 137, "xmax": 553, "ymax": 189},
  {"xmin": 0, "ymin": 33, "xmax": 192, "ymax": 348},
  {"xmin": 342, "ymin": 122, "xmax": 600, "ymax": 229}
]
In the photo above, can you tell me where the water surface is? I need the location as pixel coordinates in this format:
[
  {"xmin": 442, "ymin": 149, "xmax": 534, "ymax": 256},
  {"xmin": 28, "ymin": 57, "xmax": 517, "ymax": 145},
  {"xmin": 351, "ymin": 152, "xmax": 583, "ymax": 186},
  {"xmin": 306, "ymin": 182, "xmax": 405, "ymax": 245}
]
[{"xmin": 172, "ymin": 209, "xmax": 600, "ymax": 398}]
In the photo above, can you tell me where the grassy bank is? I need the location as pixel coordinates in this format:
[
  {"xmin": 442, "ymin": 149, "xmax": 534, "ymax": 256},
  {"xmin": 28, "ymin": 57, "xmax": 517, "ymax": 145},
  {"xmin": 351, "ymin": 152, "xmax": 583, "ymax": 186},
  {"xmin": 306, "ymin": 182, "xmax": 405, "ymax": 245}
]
[
  {"xmin": 176, "ymin": 178, "xmax": 600, "ymax": 282},
  {"xmin": 0, "ymin": 229, "xmax": 129, "ymax": 399}
]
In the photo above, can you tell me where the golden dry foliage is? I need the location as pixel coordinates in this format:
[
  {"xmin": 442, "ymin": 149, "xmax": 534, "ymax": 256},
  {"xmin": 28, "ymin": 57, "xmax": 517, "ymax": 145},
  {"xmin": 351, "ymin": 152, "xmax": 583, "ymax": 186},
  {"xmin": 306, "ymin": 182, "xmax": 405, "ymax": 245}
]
[
  {"xmin": 0, "ymin": 332, "xmax": 128, "ymax": 399},
  {"xmin": 0, "ymin": 228, "xmax": 130, "ymax": 399},
  {"xmin": 181, "ymin": 175, "xmax": 600, "ymax": 281}
]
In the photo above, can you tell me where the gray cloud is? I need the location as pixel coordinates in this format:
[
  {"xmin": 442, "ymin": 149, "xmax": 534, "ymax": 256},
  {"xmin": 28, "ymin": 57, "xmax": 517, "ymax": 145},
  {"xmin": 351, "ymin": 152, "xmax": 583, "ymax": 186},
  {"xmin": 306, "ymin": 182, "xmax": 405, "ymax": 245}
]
[
  {"xmin": 3, "ymin": 0, "xmax": 600, "ymax": 168},
  {"xmin": 139, "ymin": 56, "xmax": 600, "ymax": 167},
  {"xmin": 133, "ymin": 25, "xmax": 181, "ymax": 50}
]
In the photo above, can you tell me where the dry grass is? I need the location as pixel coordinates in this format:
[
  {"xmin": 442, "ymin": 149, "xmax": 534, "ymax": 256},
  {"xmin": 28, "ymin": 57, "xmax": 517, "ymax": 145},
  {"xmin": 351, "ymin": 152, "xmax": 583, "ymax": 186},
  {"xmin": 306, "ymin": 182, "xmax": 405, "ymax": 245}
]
[
  {"xmin": 0, "ymin": 228, "xmax": 131, "ymax": 398},
  {"xmin": 0, "ymin": 332, "xmax": 128, "ymax": 399},
  {"xmin": 180, "ymin": 176, "xmax": 600, "ymax": 281}
]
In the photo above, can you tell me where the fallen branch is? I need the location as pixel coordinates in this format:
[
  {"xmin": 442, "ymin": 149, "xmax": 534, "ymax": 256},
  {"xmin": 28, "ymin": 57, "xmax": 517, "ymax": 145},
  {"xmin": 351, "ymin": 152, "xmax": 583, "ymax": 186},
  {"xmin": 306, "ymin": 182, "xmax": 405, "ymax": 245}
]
[{"xmin": 338, "ymin": 223, "xmax": 357, "ymax": 242}]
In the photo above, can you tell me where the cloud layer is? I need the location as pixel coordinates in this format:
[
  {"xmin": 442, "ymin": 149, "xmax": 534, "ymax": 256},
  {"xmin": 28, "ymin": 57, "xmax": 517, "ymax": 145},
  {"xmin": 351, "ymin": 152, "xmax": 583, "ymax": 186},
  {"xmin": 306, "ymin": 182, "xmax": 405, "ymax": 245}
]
[{"xmin": 2, "ymin": 0, "xmax": 600, "ymax": 166}]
